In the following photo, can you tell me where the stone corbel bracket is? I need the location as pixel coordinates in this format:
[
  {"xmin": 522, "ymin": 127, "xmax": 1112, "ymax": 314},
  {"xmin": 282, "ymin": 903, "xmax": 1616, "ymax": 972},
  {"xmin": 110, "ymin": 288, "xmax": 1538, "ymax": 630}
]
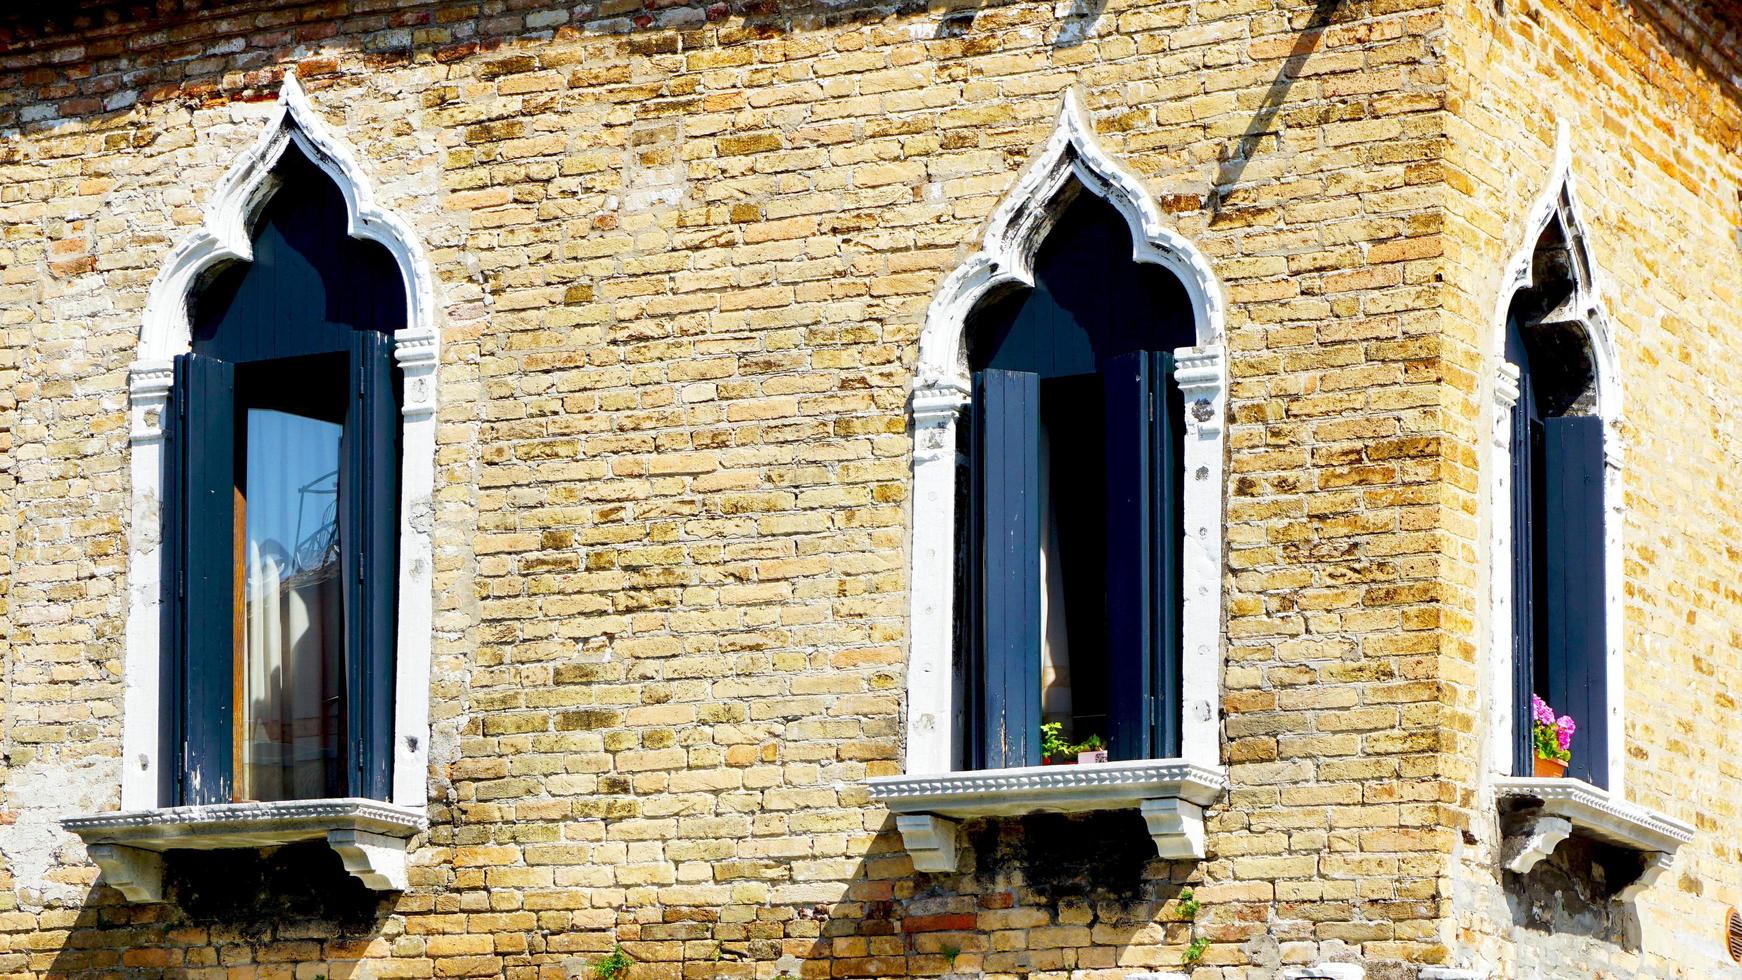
[
  {"xmin": 64, "ymin": 798, "xmax": 427, "ymax": 901},
  {"xmin": 870, "ymin": 760, "xmax": 1227, "ymax": 873},
  {"xmin": 1494, "ymin": 776, "xmax": 1692, "ymax": 904}
]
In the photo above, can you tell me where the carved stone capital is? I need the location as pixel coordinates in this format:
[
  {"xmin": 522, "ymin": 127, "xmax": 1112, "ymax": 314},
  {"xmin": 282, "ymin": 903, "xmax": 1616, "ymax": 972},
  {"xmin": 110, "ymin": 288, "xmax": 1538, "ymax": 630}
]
[
  {"xmin": 911, "ymin": 382, "xmax": 969, "ymax": 423},
  {"xmin": 893, "ymin": 814, "xmax": 960, "ymax": 873},
  {"xmin": 1140, "ymin": 797, "xmax": 1206, "ymax": 861},
  {"xmin": 86, "ymin": 844, "xmax": 165, "ymax": 903},
  {"xmin": 1173, "ymin": 344, "xmax": 1226, "ymax": 438},
  {"xmin": 128, "ymin": 359, "xmax": 175, "ymax": 442},
  {"xmin": 395, "ymin": 330, "xmax": 440, "ymax": 421},
  {"xmin": 910, "ymin": 382, "xmax": 968, "ymax": 464},
  {"xmin": 1494, "ymin": 362, "xmax": 1520, "ymax": 411}
]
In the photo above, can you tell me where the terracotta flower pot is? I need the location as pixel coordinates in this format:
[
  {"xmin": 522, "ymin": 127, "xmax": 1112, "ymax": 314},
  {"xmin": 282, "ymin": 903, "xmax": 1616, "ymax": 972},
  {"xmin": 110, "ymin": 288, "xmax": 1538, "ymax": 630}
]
[{"xmin": 1533, "ymin": 756, "xmax": 1567, "ymax": 778}]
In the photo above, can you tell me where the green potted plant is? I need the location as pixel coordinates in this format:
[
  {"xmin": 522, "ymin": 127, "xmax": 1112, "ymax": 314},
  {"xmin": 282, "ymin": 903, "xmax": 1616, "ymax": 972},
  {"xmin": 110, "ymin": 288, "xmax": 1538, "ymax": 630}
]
[{"xmin": 1041, "ymin": 722, "xmax": 1073, "ymax": 765}]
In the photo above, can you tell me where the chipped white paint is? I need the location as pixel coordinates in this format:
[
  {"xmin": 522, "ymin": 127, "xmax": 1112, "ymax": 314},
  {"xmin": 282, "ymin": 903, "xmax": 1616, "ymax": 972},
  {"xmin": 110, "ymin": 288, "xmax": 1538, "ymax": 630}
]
[
  {"xmin": 903, "ymin": 89, "xmax": 1228, "ymax": 776},
  {"xmin": 119, "ymin": 71, "xmax": 439, "ymax": 814}
]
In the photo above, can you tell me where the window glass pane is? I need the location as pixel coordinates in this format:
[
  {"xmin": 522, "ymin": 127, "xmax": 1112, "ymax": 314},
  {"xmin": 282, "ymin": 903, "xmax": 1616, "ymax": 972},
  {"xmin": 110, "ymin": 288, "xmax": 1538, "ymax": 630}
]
[{"xmin": 241, "ymin": 407, "xmax": 344, "ymax": 802}]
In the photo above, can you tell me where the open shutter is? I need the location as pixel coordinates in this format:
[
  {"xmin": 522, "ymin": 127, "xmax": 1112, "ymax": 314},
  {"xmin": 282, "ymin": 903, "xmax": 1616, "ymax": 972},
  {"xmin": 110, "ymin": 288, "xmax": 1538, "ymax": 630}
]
[
  {"xmin": 1103, "ymin": 352, "xmax": 1153, "ymax": 762},
  {"xmin": 1509, "ymin": 405, "xmax": 1539, "ymax": 779},
  {"xmin": 342, "ymin": 330, "xmax": 401, "ymax": 800},
  {"xmin": 1542, "ymin": 414, "xmax": 1607, "ymax": 788},
  {"xmin": 1153, "ymin": 352, "xmax": 1182, "ymax": 758},
  {"xmin": 1103, "ymin": 351, "xmax": 1182, "ymax": 762},
  {"xmin": 164, "ymin": 352, "xmax": 236, "ymax": 805},
  {"xmin": 972, "ymin": 369, "xmax": 1042, "ymax": 769}
]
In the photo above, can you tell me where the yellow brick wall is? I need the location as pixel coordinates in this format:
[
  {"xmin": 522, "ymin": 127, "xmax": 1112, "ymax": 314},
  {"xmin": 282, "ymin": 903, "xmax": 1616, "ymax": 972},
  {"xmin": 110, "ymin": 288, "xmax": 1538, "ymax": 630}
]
[
  {"xmin": 1442, "ymin": 0, "xmax": 1742, "ymax": 973},
  {"xmin": 0, "ymin": 0, "xmax": 1470, "ymax": 975}
]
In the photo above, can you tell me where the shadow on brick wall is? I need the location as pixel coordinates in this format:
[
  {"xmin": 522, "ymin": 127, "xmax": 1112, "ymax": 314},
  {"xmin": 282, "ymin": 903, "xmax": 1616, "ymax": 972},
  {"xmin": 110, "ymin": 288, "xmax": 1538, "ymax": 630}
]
[
  {"xmin": 759, "ymin": 809, "xmax": 1200, "ymax": 978},
  {"xmin": 1502, "ymin": 836, "xmax": 1642, "ymax": 951},
  {"xmin": 43, "ymin": 841, "xmax": 396, "ymax": 977}
]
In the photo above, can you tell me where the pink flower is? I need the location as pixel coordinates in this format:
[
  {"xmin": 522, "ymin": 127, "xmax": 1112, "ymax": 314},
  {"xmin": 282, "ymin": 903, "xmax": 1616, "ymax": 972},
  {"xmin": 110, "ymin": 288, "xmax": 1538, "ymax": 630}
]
[
  {"xmin": 1556, "ymin": 715, "xmax": 1576, "ymax": 752},
  {"xmin": 1532, "ymin": 695, "xmax": 1556, "ymax": 727}
]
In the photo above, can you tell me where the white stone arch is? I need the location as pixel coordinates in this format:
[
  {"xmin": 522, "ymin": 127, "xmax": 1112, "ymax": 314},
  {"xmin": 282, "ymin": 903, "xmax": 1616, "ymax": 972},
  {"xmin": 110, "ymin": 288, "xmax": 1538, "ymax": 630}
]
[
  {"xmin": 122, "ymin": 71, "xmax": 440, "ymax": 812},
  {"xmin": 1485, "ymin": 125, "xmax": 1626, "ymax": 796},
  {"xmin": 903, "ymin": 90, "xmax": 1229, "ymax": 775}
]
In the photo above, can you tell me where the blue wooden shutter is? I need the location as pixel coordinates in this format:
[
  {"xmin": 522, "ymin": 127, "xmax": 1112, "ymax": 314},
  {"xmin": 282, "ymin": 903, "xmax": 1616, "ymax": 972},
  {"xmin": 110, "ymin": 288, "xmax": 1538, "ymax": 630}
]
[
  {"xmin": 1103, "ymin": 351, "xmax": 1182, "ymax": 762},
  {"xmin": 164, "ymin": 353, "xmax": 236, "ymax": 805},
  {"xmin": 342, "ymin": 330, "xmax": 401, "ymax": 800},
  {"xmin": 1153, "ymin": 352, "xmax": 1182, "ymax": 758},
  {"xmin": 972, "ymin": 369, "xmax": 1042, "ymax": 769},
  {"xmin": 1508, "ymin": 405, "xmax": 1538, "ymax": 778},
  {"xmin": 1103, "ymin": 352, "xmax": 1153, "ymax": 762},
  {"xmin": 1542, "ymin": 414, "xmax": 1607, "ymax": 788}
]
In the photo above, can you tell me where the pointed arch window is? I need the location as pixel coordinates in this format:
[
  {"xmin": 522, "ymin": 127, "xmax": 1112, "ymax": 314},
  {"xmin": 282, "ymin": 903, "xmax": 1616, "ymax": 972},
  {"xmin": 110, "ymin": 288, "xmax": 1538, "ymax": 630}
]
[
  {"xmin": 870, "ymin": 94, "xmax": 1229, "ymax": 872},
  {"xmin": 960, "ymin": 194, "xmax": 1193, "ymax": 769},
  {"xmin": 1503, "ymin": 223, "xmax": 1608, "ymax": 787},
  {"xmin": 1486, "ymin": 168, "xmax": 1691, "ymax": 901},
  {"xmin": 65, "ymin": 76, "xmax": 438, "ymax": 902},
  {"xmin": 164, "ymin": 146, "xmax": 403, "ymax": 806}
]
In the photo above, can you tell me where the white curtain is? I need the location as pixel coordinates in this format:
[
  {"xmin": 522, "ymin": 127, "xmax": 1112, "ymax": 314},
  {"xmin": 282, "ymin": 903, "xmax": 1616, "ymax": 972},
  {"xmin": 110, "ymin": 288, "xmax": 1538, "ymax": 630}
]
[
  {"xmin": 242, "ymin": 541, "xmax": 341, "ymax": 801},
  {"xmin": 1038, "ymin": 426, "xmax": 1073, "ymax": 726}
]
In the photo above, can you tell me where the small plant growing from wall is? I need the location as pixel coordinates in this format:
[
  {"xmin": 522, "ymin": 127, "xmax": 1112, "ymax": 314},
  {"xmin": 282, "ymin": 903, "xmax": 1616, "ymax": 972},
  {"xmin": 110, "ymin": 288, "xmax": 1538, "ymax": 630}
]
[
  {"xmin": 593, "ymin": 945, "xmax": 633, "ymax": 980},
  {"xmin": 1183, "ymin": 937, "xmax": 1211, "ymax": 965},
  {"xmin": 1175, "ymin": 887, "xmax": 1206, "ymax": 966},
  {"xmin": 1176, "ymin": 887, "xmax": 1199, "ymax": 921}
]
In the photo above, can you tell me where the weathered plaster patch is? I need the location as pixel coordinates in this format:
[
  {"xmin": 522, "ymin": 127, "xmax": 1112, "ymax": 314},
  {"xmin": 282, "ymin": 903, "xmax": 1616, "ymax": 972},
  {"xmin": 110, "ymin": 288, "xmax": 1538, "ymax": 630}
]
[{"xmin": 0, "ymin": 756, "xmax": 115, "ymax": 909}]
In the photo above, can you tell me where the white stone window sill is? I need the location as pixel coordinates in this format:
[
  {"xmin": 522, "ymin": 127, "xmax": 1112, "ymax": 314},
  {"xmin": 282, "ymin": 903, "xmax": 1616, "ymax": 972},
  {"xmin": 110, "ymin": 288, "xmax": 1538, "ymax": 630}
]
[
  {"xmin": 867, "ymin": 759, "xmax": 1226, "ymax": 872},
  {"xmin": 1494, "ymin": 775, "xmax": 1693, "ymax": 902},
  {"xmin": 63, "ymin": 798, "xmax": 427, "ymax": 901}
]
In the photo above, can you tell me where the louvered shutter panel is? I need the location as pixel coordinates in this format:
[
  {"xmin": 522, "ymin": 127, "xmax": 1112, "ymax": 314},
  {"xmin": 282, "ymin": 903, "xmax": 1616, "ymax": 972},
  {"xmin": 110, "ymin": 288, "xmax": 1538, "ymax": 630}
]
[
  {"xmin": 972, "ymin": 369, "xmax": 1042, "ymax": 769},
  {"xmin": 165, "ymin": 352, "xmax": 237, "ymax": 805},
  {"xmin": 342, "ymin": 330, "xmax": 401, "ymax": 800},
  {"xmin": 1103, "ymin": 351, "xmax": 1182, "ymax": 762},
  {"xmin": 1542, "ymin": 414, "xmax": 1607, "ymax": 788}
]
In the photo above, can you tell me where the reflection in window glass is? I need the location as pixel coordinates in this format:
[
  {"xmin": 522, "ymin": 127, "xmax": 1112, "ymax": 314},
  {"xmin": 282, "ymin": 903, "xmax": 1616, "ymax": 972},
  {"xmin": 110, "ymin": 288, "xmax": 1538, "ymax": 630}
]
[{"xmin": 241, "ymin": 407, "xmax": 343, "ymax": 801}]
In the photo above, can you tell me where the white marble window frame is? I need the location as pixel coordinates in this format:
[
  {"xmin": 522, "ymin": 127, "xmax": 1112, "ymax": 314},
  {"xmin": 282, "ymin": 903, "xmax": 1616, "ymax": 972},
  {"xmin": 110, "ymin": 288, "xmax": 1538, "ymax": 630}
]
[
  {"xmin": 1483, "ymin": 130, "xmax": 1626, "ymax": 798},
  {"xmin": 897, "ymin": 91, "xmax": 1229, "ymax": 784},
  {"xmin": 115, "ymin": 72, "xmax": 439, "ymax": 815}
]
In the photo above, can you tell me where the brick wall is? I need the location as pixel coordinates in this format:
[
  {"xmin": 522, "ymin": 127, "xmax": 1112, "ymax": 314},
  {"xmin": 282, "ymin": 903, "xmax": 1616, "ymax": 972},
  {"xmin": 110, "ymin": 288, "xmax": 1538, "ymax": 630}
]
[
  {"xmin": 1, "ymin": 0, "xmax": 1478, "ymax": 975},
  {"xmin": 1442, "ymin": 0, "xmax": 1742, "ymax": 973}
]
